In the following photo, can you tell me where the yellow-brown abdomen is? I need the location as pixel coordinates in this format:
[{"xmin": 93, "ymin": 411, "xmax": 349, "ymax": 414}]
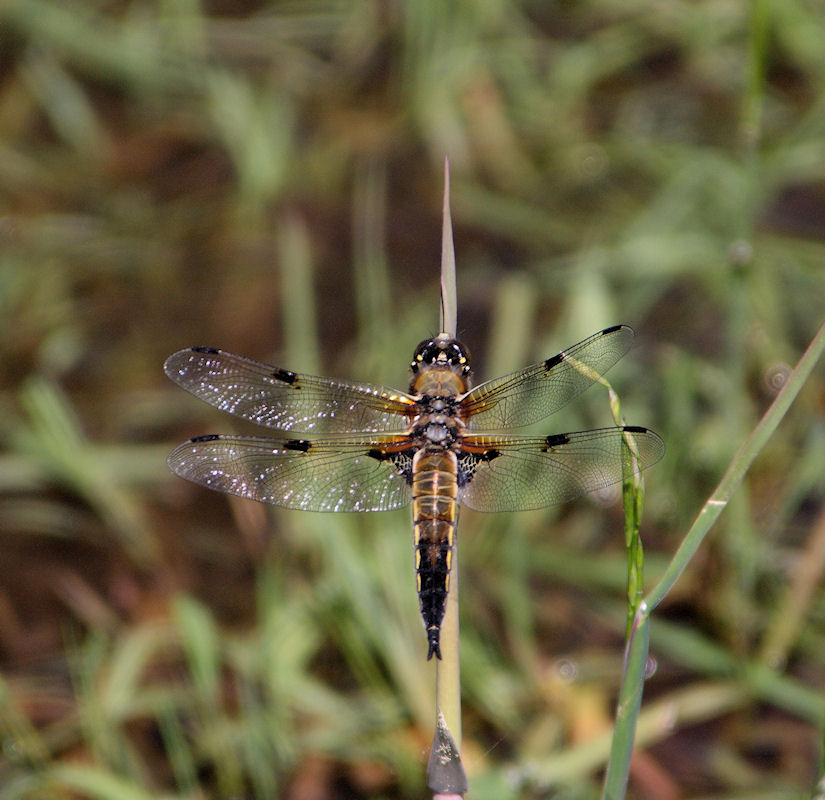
[{"xmin": 412, "ymin": 449, "xmax": 459, "ymax": 660}]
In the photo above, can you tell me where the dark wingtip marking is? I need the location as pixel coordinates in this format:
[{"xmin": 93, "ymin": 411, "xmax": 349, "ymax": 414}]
[
  {"xmin": 602, "ymin": 324, "xmax": 626, "ymax": 335},
  {"xmin": 272, "ymin": 367, "xmax": 297, "ymax": 384},
  {"xmin": 544, "ymin": 433, "xmax": 570, "ymax": 448},
  {"xmin": 284, "ymin": 438, "xmax": 311, "ymax": 452},
  {"xmin": 191, "ymin": 346, "xmax": 220, "ymax": 354},
  {"xmin": 544, "ymin": 352, "xmax": 564, "ymax": 371},
  {"xmin": 623, "ymin": 425, "xmax": 649, "ymax": 434},
  {"xmin": 190, "ymin": 433, "xmax": 222, "ymax": 443}
]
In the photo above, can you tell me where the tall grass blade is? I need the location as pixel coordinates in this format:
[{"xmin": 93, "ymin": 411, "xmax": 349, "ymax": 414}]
[
  {"xmin": 601, "ymin": 608, "xmax": 649, "ymax": 800},
  {"xmin": 646, "ymin": 319, "xmax": 825, "ymax": 612},
  {"xmin": 601, "ymin": 318, "xmax": 825, "ymax": 799},
  {"xmin": 440, "ymin": 157, "xmax": 457, "ymax": 338},
  {"xmin": 428, "ymin": 158, "xmax": 466, "ymax": 796}
]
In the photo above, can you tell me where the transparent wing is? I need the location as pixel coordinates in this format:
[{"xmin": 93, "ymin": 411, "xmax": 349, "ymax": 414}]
[
  {"xmin": 164, "ymin": 347, "xmax": 416, "ymax": 434},
  {"xmin": 460, "ymin": 325, "xmax": 635, "ymax": 430},
  {"xmin": 167, "ymin": 434, "xmax": 415, "ymax": 512},
  {"xmin": 458, "ymin": 426, "xmax": 665, "ymax": 513}
]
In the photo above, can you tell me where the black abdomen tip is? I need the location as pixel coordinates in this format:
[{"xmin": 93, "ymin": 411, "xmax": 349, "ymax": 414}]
[{"xmin": 427, "ymin": 628, "xmax": 442, "ymax": 660}]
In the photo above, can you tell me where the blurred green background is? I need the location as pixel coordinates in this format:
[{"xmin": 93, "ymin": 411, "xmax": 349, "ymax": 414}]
[{"xmin": 1, "ymin": 1, "xmax": 824, "ymax": 798}]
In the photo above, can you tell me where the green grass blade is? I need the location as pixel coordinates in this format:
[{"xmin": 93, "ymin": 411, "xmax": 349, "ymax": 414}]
[
  {"xmin": 646, "ymin": 319, "xmax": 825, "ymax": 612},
  {"xmin": 599, "ymin": 319, "xmax": 825, "ymax": 799},
  {"xmin": 602, "ymin": 610, "xmax": 649, "ymax": 800},
  {"xmin": 47, "ymin": 764, "xmax": 157, "ymax": 800}
]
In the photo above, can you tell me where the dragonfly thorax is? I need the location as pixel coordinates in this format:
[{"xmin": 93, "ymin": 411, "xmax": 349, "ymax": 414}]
[
  {"xmin": 409, "ymin": 407, "xmax": 465, "ymax": 449},
  {"xmin": 424, "ymin": 420, "xmax": 453, "ymax": 445}
]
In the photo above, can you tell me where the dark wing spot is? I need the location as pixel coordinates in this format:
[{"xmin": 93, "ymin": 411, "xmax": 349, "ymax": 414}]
[
  {"xmin": 284, "ymin": 438, "xmax": 311, "ymax": 452},
  {"xmin": 190, "ymin": 433, "xmax": 222, "ymax": 442},
  {"xmin": 544, "ymin": 352, "xmax": 565, "ymax": 371},
  {"xmin": 544, "ymin": 433, "xmax": 570, "ymax": 449},
  {"xmin": 602, "ymin": 324, "xmax": 624, "ymax": 335},
  {"xmin": 623, "ymin": 425, "xmax": 649, "ymax": 434},
  {"xmin": 272, "ymin": 367, "xmax": 298, "ymax": 385},
  {"xmin": 367, "ymin": 448, "xmax": 391, "ymax": 461},
  {"xmin": 458, "ymin": 448, "xmax": 501, "ymax": 487},
  {"xmin": 191, "ymin": 346, "xmax": 220, "ymax": 354},
  {"xmin": 368, "ymin": 448, "xmax": 414, "ymax": 484}
]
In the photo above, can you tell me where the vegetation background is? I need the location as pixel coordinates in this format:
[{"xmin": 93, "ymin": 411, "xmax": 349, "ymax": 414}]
[{"xmin": 1, "ymin": 1, "xmax": 824, "ymax": 798}]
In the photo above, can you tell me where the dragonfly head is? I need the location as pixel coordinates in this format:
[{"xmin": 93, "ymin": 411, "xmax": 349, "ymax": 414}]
[{"xmin": 410, "ymin": 333, "xmax": 471, "ymax": 377}]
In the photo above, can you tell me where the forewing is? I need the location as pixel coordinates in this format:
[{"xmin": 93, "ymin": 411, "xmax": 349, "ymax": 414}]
[
  {"xmin": 459, "ymin": 426, "xmax": 665, "ymax": 512},
  {"xmin": 168, "ymin": 434, "xmax": 414, "ymax": 512},
  {"xmin": 460, "ymin": 325, "xmax": 635, "ymax": 430},
  {"xmin": 164, "ymin": 347, "xmax": 415, "ymax": 433}
]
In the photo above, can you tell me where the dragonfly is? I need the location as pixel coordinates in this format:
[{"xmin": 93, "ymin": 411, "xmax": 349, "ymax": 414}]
[{"xmin": 164, "ymin": 324, "xmax": 664, "ymax": 660}]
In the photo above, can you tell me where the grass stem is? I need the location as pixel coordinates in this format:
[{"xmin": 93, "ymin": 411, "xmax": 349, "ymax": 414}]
[{"xmin": 426, "ymin": 157, "xmax": 467, "ymax": 796}]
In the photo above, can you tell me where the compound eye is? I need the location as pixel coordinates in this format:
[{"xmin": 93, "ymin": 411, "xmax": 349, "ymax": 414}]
[{"xmin": 413, "ymin": 339, "xmax": 441, "ymax": 366}]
